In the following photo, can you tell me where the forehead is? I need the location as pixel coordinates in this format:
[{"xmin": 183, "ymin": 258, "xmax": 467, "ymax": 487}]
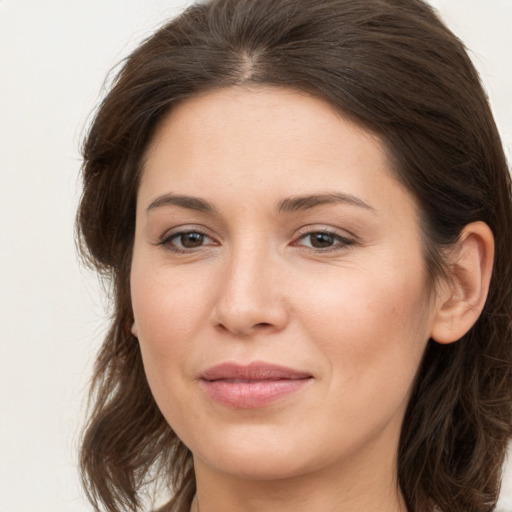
[
  {"xmin": 145, "ymin": 86, "xmax": 380, "ymax": 162},
  {"xmin": 139, "ymin": 86, "xmax": 416, "ymax": 220}
]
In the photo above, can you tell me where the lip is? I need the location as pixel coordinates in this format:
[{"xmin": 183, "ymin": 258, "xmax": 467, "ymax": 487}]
[{"xmin": 199, "ymin": 362, "xmax": 313, "ymax": 409}]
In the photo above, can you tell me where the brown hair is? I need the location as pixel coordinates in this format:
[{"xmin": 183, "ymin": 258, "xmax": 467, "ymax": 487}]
[{"xmin": 76, "ymin": 1, "xmax": 512, "ymax": 511}]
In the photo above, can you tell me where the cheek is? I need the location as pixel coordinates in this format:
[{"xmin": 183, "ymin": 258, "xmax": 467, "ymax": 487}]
[
  {"xmin": 295, "ymin": 275, "xmax": 431, "ymax": 451},
  {"xmin": 131, "ymin": 264, "xmax": 212, "ymax": 357},
  {"xmin": 130, "ymin": 265, "xmax": 209, "ymax": 424},
  {"xmin": 295, "ymin": 260, "xmax": 432, "ymax": 389}
]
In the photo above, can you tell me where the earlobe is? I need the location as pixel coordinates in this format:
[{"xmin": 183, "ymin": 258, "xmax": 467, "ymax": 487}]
[
  {"xmin": 430, "ymin": 221, "xmax": 494, "ymax": 345},
  {"xmin": 131, "ymin": 322, "xmax": 139, "ymax": 338}
]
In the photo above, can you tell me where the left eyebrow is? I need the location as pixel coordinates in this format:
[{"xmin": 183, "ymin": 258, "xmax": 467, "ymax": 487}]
[{"xmin": 276, "ymin": 193, "xmax": 377, "ymax": 214}]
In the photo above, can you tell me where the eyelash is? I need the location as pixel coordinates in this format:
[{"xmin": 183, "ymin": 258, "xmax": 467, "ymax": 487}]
[
  {"xmin": 159, "ymin": 228, "xmax": 356, "ymax": 254},
  {"xmin": 159, "ymin": 229, "xmax": 216, "ymax": 254},
  {"xmin": 294, "ymin": 230, "xmax": 356, "ymax": 252}
]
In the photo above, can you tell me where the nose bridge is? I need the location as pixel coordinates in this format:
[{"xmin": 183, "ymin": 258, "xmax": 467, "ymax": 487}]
[
  {"xmin": 213, "ymin": 236, "xmax": 288, "ymax": 336},
  {"xmin": 228, "ymin": 241, "xmax": 270, "ymax": 303}
]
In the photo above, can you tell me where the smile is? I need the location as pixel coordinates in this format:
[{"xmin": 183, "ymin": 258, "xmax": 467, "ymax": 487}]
[{"xmin": 199, "ymin": 362, "xmax": 313, "ymax": 409}]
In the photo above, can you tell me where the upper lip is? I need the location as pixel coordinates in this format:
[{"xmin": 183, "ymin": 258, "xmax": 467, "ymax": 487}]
[{"xmin": 200, "ymin": 361, "xmax": 312, "ymax": 381}]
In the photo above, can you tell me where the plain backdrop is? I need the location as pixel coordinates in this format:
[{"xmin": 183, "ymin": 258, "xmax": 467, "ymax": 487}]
[{"xmin": 0, "ymin": 1, "xmax": 511, "ymax": 511}]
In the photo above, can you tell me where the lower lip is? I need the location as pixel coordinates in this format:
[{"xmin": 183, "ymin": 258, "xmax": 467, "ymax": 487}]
[{"xmin": 201, "ymin": 378, "xmax": 312, "ymax": 408}]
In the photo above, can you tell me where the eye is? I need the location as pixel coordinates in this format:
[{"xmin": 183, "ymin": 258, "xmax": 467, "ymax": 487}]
[
  {"xmin": 295, "ymin": 230, "xmax": 355, "ymax": 251},
  {"xmin": 161, "ymin": 230, "xmax": 217, "ymax": 252}
]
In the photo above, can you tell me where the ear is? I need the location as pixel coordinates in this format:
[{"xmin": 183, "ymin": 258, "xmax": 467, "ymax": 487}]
[
  {"xmin": 430, "ymin": 221, "xmax": 494, "ymax": 344},
  {"xmin": 131, "ymin": 321, "xmax": 139, "ymax": 338}
]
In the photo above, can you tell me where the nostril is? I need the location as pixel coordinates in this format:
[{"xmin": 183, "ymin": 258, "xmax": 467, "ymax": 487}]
[
  {"xmin": 212, "ymin": 299, "xmax": 290, "ymax": 337},
  {"xmin": 215, "ymin": 321, "xmax": 275, "ymax": 337},
  {"xmin": 255, "ymin": 322, "xmax": 272, "ymax": 329}
]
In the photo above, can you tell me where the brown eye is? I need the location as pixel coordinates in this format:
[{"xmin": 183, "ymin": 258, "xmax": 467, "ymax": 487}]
[
  {"xmin": 295, "ymin": 231, "xmax": 355, "ymax": 251},
  {"xmin": 309, "ymin": 233, "xmax": 336, "ymax": 248},
  {"xmin": 179, "ymin": 232, "xmax": 205, "ymax": 248},
  {"xmin": 161, "ymin": 230, "xmax": 216, "ymax": 252}
]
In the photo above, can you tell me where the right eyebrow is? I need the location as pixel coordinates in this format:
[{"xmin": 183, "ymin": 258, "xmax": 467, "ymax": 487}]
[{"xmin": 146, "ymin": 193, "xmax": 217, "ymax": 214}]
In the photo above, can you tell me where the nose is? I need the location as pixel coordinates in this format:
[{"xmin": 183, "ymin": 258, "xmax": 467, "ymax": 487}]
[{"xmin": 212, "ymin": 245, "xmax": 290, "ymax": 337}]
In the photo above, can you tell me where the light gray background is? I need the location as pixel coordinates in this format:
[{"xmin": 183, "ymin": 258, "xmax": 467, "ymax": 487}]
[{"xmin": 0, "ymin": 1, "xmax": 511, "ymax": 511}]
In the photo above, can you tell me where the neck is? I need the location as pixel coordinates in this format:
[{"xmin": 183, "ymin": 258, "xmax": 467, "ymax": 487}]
[{"xmin": 190, "ymin": 449, "xmax": 407, "ymax": 512}]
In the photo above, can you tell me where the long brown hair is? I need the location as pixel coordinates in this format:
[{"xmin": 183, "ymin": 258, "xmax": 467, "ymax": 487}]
[{"xmin": 76, "ymin": 1, "xmax": 512, "ymax": 511}]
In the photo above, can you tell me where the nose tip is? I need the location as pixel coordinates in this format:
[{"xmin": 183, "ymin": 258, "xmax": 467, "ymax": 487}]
[
  {"xmin": 214, "ymin": 295, "xmax": 289, "ymax": 337},
  {"xmin": 212, "ymin": 257, "xmax": 290, "ymax": 337}
]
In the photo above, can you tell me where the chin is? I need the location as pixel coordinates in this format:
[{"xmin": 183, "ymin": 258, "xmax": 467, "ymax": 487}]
[
  {"xmin": 183, "ymin": 422, "xmax": 315, "ymax": 479},
  {"xmin": 198, "ymin": 446, "xmax": 316, "ymax": 481}
]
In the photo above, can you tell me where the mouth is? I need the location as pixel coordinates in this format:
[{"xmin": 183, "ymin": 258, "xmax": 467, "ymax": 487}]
[{"xmin": 199, "ymin": 362, "xmax": 313, "ymax": 409}]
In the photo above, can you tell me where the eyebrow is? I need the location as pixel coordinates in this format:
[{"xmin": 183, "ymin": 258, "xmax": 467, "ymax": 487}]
[
  {"xmin": 146, "ymin": 192, "xmax": 376, "ymax": 215},
  {"xmin": 147, "ymin": 194, "xmax": 218, "ymax": 214},
  {"xmin": 276, "ymin": 193, "xmax": 376, "ymax": 214}
]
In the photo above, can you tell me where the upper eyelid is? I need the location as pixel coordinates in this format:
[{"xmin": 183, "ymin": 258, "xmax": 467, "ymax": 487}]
[
  {"xmin": 166, "ymin": 229, "xmax": 214, "ymax": 241},
  {"xmin": 293, "ymin": 224, "xmax": 358, "ymax": 241},
  {"xmin": 293, "ymin": 231, "xmax": 355, "ymax": 248},
  {"xmin": 160, "ymin": 224, "xmax": 215, "ymax": 240},
  {"xmin": 297, "ymin": 230, "xmax": 353, "ymax": 241}
]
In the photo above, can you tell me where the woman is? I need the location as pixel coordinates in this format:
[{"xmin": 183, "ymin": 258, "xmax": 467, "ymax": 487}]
[{"xmin": 76, "ymin": 0, "xmax": 512, "ymax": 511}]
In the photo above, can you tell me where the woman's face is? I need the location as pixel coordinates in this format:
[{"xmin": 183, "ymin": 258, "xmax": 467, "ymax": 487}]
[{"xmin": 131, "ymin": 86, "xmax": 440, "ymax": 482}]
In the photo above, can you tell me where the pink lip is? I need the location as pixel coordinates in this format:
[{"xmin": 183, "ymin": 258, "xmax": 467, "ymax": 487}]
[{"xmin": 199, "ymin": 362, "xmax": 313, "ymax": 409}]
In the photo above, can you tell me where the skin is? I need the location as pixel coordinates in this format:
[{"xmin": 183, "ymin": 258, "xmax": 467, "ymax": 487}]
[{"xmin": 130, "ymin": 86, "xmax": 467, "ymax": 512}]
